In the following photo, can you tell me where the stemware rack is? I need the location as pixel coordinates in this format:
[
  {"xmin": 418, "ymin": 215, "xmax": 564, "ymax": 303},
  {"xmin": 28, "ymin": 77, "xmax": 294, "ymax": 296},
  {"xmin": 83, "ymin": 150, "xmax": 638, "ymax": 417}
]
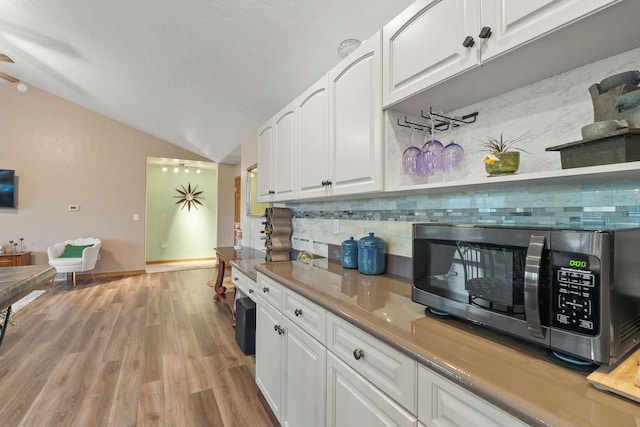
[
  {"xmin": 396, "ymin": 106, "xmax": 478, "ymax": 132},
  {"xmin": 263, "ymin": 207, "xmax": 292, "ymax": 262}
]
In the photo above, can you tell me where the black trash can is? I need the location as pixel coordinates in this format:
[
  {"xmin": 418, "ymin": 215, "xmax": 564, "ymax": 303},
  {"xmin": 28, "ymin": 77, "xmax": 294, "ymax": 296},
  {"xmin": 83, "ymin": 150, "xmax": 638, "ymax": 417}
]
[{"xmin": 235, "ymin": 297, "xmax": 256, "ymax": 355}]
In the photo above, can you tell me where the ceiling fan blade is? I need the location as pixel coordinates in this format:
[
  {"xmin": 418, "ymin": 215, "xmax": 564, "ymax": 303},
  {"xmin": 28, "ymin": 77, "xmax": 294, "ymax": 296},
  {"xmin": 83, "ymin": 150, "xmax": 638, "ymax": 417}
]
[
  {"xmin": 0, "ymin": 54, "xmax": 14, "ymax": 63},
  {"xmin": 0, "ymin": 71, "xmax": 19, "ymax": 83}
]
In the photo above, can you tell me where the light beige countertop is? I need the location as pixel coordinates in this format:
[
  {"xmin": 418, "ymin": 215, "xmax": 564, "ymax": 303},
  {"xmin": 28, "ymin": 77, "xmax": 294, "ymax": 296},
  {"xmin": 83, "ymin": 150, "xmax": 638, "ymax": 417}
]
[{"xmin": 253, "ymin": 258, "xmax": 640, "ymax": 427}]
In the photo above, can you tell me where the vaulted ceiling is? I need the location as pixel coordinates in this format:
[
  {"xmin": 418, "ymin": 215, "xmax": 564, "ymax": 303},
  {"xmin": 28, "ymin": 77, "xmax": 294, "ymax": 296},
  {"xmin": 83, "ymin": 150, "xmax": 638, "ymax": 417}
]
[{"xmin": 0, "ymin": 0, "xmax": 414, "ymax": 164}]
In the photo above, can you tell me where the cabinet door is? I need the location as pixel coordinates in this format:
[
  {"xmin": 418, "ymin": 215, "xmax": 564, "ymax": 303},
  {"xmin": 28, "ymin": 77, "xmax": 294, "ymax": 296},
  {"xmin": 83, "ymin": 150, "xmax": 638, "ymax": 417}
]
[
  {"xmin": 417, "ymin": 365, "xmax": 527, "ymax": 427},
  {"xmin": 326, "ymin": 353, "xmax": 417, "ymax": 427},
  {"xmin": 480, "ymin": 0, "xmax": 618, "ymax": 61},
  {"xmin": 282, "ymin": 317, "xmax": 326, "ymax": 427},
  {"xmin": 273, "ymin": 101, "xmax": 296, "ymax": 201},
  {"xmin": 255, "ymin": 300, "xmax": 284, "ymax": 420},
  {"xmin": 297, "ymin": 75, "xmax": 331, "ymax": 199},
  {"xmin": 328, "ymin": 31, "xmax": 383, "ymax": 196},
  {"xmin": 257, "ymin": 120, "xmax": 274, "ymax": 202},
  {"xmin": 382, "ymin": 0, "xmax": 480, "ymax": 107}
]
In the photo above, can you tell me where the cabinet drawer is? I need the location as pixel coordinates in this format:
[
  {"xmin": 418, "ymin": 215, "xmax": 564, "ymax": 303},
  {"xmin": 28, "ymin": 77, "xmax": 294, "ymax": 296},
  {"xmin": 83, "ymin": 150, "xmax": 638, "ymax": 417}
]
[
  {"xmin": 327, "ymin": 352, "xmax": 417, "ymax": 427},
  {"xmin": 232, "ymin": 268, "xmax": 257, "ymax": 302},
  {"xmin": 418, "ymin": 365, "xmax": 527, "ymax": 427},
  {"xmin": 327, "ymin": 313, "xmax": 417, "ymax": 413},
  {"xmin": 283, "ymin": 287, "xmax": 326, "ymax": 343},
  {"xmin": 256, "ymin": 273, "xmax": 283, "ymax": 310}
]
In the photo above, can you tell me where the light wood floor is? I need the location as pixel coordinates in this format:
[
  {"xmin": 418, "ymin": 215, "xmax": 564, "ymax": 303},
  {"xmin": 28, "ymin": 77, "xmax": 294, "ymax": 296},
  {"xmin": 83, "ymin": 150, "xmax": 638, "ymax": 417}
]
[{"xmin": 0, "ymin": 268, "xmax": 278, "ymax": 427}]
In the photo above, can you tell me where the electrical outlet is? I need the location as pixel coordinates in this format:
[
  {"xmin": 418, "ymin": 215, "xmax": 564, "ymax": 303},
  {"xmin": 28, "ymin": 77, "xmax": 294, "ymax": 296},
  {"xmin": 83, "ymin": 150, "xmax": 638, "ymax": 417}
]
[{"xmin": 333, "ymin": 219, "xmax": 340, "ymax": 234}]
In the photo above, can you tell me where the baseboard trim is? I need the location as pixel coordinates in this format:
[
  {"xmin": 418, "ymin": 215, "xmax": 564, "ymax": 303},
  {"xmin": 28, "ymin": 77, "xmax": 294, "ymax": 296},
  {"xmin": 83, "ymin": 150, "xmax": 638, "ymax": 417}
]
[{"xmin": 146, "ymin": 257, "xmax": 216, "ymax": 265}]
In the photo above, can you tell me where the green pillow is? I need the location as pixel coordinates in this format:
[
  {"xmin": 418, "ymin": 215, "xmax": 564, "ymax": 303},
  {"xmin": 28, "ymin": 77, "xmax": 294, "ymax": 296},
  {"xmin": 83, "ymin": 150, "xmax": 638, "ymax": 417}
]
[{"xmin": 60, "ymin": 244, "xmax": 93, "ymax": 258}]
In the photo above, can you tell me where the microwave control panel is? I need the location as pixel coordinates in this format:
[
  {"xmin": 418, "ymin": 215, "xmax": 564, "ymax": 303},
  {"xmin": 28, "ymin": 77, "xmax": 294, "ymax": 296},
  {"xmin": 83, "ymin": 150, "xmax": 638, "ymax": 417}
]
[{"xmin": 551, "ymin": 252, "xmax": 600, "ymax": 336}]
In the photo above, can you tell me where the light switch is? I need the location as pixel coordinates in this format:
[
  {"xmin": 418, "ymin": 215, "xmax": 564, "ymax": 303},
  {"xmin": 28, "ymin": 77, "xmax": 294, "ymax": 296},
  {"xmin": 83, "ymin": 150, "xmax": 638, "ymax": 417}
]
[{"xmin": 133, "ymin": 213, "xmax": 139, "ymax": 221}]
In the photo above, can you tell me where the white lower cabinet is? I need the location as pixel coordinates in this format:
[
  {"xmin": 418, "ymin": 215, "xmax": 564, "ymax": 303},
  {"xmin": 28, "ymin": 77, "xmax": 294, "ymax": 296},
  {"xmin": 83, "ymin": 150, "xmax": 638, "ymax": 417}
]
[
  {"xmin": 327, "ymin": 352, "xmax": 417, "ymax": 427},
  {"xmin": 255, "ymin": 273, "xmax": 326, "ymax": 427},
  {"xmin": 255, "ymin": 273, "xmax": 527, "ymax": 427},
  {"xmin": 282, "ymin": 316, "xmax": 326, "ymax": 427},
  {"xmin": 255, "ymin": 299, "xmax": 284, "ymax": 419},
  {"xmin": 417, "ymin": 365, "xmax": 527, "ymax": 427}
]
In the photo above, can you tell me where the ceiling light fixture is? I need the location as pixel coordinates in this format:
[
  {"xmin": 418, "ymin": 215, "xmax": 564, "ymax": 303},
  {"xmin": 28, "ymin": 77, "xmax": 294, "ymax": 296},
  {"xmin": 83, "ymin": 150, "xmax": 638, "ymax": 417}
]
[
  {"xmin": 162, "ymin": 163, "xmax": 200, "ymax": 174},
  {"xmin": 16, "ymin": 83, "xmax": 29, "ymax": 93}
]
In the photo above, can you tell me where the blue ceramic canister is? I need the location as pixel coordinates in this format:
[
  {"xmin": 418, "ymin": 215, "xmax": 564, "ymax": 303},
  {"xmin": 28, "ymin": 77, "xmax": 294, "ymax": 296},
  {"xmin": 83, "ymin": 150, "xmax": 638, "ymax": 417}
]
[
  {"xmin": 358, "ymin": 232, "xmax": 386, "ymax": 275},
  {"xmin": 341, "ymin": 237, "xmax": 359, "ymax": 269}
]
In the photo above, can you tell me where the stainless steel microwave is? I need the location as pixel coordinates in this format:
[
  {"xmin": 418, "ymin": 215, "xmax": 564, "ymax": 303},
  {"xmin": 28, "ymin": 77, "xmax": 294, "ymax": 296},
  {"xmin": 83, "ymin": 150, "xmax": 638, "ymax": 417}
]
[{"xmin": 411, "ymin": 223, "xmax": 640, "ymax": 366}]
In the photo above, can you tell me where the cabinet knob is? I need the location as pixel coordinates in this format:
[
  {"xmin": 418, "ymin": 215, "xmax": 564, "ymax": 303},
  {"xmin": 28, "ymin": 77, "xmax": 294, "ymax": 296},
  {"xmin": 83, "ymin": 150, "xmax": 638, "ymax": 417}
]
[
  {"xmin": 262, "ymin": 287, "xmax": 269, "ymax": 293},
  {"xmin": 234, "ymin": 277, "xmax": 238, "ymax": 281},
  {"xmin": 274, "ymin": 325, "xmax": 285, "ymax": 335},
  {"xmin": 478, "ymin": 26, "xmax": 492, "ymax": 39},
  {"xmin": 325, "ymin": 180, "xmax": 332, "ymax": 186},
  {"xmin": 248, "ymin": 289, "xmax": 254, "ymax": 293},
  {"xmin": 279, "ymin": 326, "xmax": 285, "ymax": 335},
  {"xmin": 268, "ymin": 190, "xmax": 275, "ymax": 195},
  {"xmin": 353, "ymin": 349, "xmax": 365, "ymax": 360},
  {"xmin": 294, "ymin": 308, "xmax": 303, "ymax": 317},
  {"xmin": 462, "ymin": 36, "xmax": 475, "ymax": 48}
]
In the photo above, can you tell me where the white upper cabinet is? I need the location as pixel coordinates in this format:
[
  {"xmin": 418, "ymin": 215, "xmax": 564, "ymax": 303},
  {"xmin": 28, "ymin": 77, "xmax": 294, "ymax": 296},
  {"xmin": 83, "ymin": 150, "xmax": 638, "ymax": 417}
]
[
  {"xmin": 382, "ymin": 0, "xmax": 620, "ymax": 109},
  {"xmin": 383, "ymin": 0, "xmax": 480, "ymax": 108},
  {"xmin": 257, "ymin": 120, "xmax": 274, "ymax": 201},
  {"xmin": 257, "ymin": 101, "xmax": 296, "ymax": 202},
  {"xmin": 296, "ymin": 75, "xmax": 331, "ymax": 199},
  {"xmin": 328, "ymin": 31, "xmax": 383, "ymax": 196},
  {"xmin": 480, "ymin": 0, "xmax": 618, "ymax": 61},
  {"xmin": 273, "ymin": 101, "xmax": 296, "ymax": 201}
]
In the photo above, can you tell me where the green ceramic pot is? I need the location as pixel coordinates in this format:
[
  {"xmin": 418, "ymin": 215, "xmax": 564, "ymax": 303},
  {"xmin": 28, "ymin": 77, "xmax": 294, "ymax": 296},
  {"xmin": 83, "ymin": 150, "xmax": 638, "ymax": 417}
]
[{"xmin": 485, "ymin": 151, "xmax": 520, "ymax": 176}]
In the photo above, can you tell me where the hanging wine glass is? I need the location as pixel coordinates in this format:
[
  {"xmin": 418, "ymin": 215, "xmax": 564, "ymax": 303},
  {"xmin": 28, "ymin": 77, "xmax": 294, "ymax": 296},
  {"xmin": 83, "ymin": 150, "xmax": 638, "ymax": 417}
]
[
  {"xmin": 441, "ymin": 119, "xmax": 464, "ymax": 172},
  {"xmin": 423, "ymin": 113, "xmax": 444, "ymax": 171},
  {"xmin": 402, "ymin": 126, "xmax": 422, "ymax": 176}
]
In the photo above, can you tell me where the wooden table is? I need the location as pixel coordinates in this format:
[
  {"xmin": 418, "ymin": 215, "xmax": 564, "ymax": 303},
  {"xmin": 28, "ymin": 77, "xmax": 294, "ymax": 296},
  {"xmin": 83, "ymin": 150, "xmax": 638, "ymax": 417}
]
[
  {"xmin": 212, "ymin": 247, "xmax": 265, "ymax": 324},
  {"xmin": 0, "ymin": 265, "xmax": 56, "ymax": 347}
]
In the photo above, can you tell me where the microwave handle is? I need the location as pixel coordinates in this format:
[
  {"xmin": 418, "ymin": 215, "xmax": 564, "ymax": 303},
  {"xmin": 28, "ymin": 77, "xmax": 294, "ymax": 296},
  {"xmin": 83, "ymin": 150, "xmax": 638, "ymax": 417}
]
[{"xmin": 524, "ymin": 235, "xmax": 546, "ymax": 339}]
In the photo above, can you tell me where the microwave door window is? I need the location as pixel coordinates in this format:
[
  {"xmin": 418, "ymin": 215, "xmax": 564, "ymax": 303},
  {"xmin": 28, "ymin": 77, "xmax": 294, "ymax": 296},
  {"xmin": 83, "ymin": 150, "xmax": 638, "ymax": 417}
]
[
  {"xmin": 418, "ymin": 240, "xmax": 529, "ymax": 318},
  {"xmin": 419, "ymin": 241, "xmax": 468, "ymax": 303},
  {"xmin": 458, "ymin": 242, "xmax": 527, "ymax": 317}
]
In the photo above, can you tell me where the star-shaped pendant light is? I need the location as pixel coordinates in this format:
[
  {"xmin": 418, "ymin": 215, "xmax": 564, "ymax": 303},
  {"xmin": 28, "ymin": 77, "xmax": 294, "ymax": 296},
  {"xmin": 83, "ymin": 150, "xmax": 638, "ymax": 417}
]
[{"xmin": 174, "ymin": 183, "xmax": 204, "ymax": 212}]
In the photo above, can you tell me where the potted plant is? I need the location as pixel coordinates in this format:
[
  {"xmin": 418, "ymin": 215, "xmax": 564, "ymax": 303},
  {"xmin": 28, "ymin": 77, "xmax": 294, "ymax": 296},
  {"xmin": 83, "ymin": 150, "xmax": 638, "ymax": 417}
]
[{"xmin": 480, "ymin": 132, "xmax": 531, "ymax": 176}]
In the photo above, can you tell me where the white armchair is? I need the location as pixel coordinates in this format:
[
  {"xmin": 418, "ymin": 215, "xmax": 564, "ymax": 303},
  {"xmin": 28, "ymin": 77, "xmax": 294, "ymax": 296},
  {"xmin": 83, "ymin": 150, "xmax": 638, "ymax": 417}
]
[{"xmin": 48, "ymin": 238, "xmax": 101, "ymax": 287}]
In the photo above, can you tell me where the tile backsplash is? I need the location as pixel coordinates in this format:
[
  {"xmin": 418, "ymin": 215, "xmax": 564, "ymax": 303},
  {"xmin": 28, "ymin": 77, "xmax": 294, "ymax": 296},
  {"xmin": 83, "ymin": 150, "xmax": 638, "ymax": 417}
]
[{"xmin": 288, "ymin": 180, "xmax": 640, "ymax": 258}]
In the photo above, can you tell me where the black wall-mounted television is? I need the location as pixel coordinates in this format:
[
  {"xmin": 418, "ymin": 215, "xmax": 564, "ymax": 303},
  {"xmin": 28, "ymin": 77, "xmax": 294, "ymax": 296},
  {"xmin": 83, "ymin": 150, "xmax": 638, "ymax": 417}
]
[{"xmin": 0, "ymin": 169, "xmax": 16, "ymax": 208}]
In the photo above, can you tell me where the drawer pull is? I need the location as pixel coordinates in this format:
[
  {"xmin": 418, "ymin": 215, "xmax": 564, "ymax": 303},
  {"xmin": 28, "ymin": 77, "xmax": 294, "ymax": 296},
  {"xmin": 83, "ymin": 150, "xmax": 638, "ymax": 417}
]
[
  {"xmin": 262, "ymin": 286, "xmax": 269, "ymax": 293},
  {"xmin": 353, "ymin": 349, "xmax": 365, "ymax": 360},
  {"xmin": 273, "ymin": 325, "xmax": 285, "ymax": 335},
  {"xmin": 294, "ymin": 308, "xmax": 303, "ymax": 317},
  {"xmin": 234, "ymin": 277, "xmax": 239, "ymax": 282},
  {"xmin": 248, "ymin": 289, "xmax": 254, "ymax": 294}
]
